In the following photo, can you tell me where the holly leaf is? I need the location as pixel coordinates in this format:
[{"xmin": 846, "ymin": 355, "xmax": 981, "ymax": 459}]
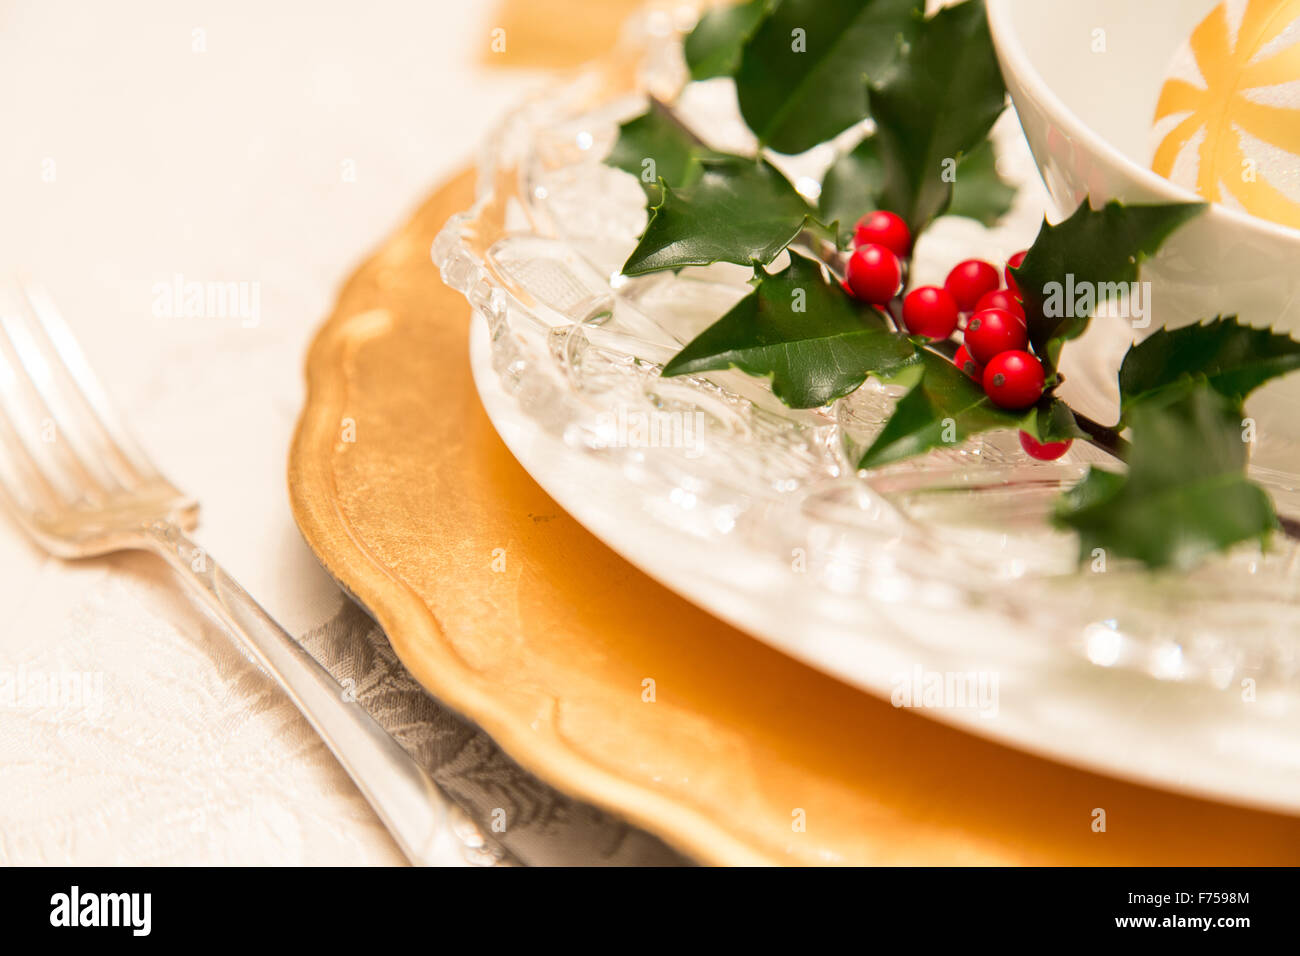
[
  {"xmin": 857, "ymin": 349, "xmax": 1075, "ymax": 468},
  {"xmin": 605, "ymin": 101, "xmax": 724, "ymax": 203},
  {"xmin": 1055, "ymin": 381, "xmax": 1276, "ymax": 569},
  {"xmin": 944, "ymin": 139, "xmax": 1016, "ymax": 227},
  {"xmin": 1010, "ymin": 199, "xmax": 1206, "ymax": 369},
  {"xmin": 685, "ymin": 0, "xmax": 776, "ymax": 81},
  {"xmin": 819, "ymin": 136, "xmax": 885, "ymax": 246},
  {"xmin": 866, "ymin": 0, "xmax": 1007, "ymax": 233},
  {"xmin": 1118, "ymin": 316, "xmax": 1300, "ymax": 420},
  {"xmin": 1024, "ymin": 397, "xmax": 1089, "ymax": 443},
  {"xmin": 823, "ymin": 133, "xmax": 1015, "ymax": 244},
  {"xmin": 622, "ymin": 157, "xmax": 830, "ymax": 276},
  {"xmin": 735, "ymin": 0, "xmax": 922, "ymax": 155},
  {"xmin": 661, "ymin": 252, "xmax": 915, "ymax": 408}
]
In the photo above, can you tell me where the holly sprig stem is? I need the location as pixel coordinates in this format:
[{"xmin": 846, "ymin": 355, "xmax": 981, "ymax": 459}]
[{"xmin": 1069, "ymin": 413, "xmax": 1131, "ymax": 462}]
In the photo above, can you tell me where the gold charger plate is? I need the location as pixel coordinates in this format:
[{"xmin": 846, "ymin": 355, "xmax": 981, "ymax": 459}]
[{"xmin": 287, "ymin": 167, "xmax": 1300, "ymax": 865}]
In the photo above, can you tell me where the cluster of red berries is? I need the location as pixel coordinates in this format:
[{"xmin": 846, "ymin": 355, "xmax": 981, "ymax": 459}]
[{"xmin": 843, "ymin": 210, "xmax": 1071, "ymax": 461}]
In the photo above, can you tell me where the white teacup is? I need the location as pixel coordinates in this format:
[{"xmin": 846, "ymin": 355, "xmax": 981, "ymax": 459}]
[{"xmin": 987, "ymin": 0, "xmax": 1300, "ymax": 345}]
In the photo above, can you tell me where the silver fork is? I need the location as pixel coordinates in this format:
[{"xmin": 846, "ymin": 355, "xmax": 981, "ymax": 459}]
[{"xmin": 0, "ymin": 282, "xmax": 471, "ymax": 866}]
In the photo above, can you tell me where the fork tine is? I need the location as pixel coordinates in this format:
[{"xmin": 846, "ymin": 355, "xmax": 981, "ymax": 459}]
[
  {"xmin": 0, "ymin": 401, "xmax": 64, "ymax": 528},
  {"xmin": 0, "ymin": 334, "xmax": 85, "ymax": 509},
  {"xmin": 21, "ymin": 284, "xmax": 164, "ymax": 485},
  {"xmin": 0, "ymin": 307, "xmax": 128, "ymax": 496}
]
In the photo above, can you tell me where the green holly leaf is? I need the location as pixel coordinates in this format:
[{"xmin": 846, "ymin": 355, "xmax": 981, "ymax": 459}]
[
  {"xmin": 605, "ymin": 101, "xmax": 723, "ymax": 204},
  {"xmin": 735, "ymin": 0, "xmax": 922, "ymax": 155},
  {"xmin": 685, "ymin": 0, "xmax": 777, "ymax": 81},
  {"xmin": 1010, "ymin": 199, "xmax": 1205, "ymax": 369},
  {"xmin": 944, "ymin": 139, "xmax": 1016, "ymax": 227},
  {"xmin": 822, "ymin": 134, "xmax": 1015, "ymax": 244},
  {"xmin": 819, "ymin": 136, "xmax": 885, "ymax": 246},
  {"xmin": 1118, "ymin": 316, "xmax": 1300, "ymax": 420},
  {"xmin": 622, "ymin": 157, "xmax": 830, "ymax": 276},
  {"xmin": 1055, "ymin": 381, "xmax": 1276, "ymax": 569},
  {"xmin": 661, "ymin": 252, "xmax": 916, "ymax": 408},
  {"xmin": 866, "ymin": 0, "xmax": 1007, "ymax": 233},
  {"xmin": 1024, "ymin": 396, "xmax": 1089, "ymax": 444},
  {"xmin": 857, "ymin": 349, "xmax": 1073, "ymax": 468}
]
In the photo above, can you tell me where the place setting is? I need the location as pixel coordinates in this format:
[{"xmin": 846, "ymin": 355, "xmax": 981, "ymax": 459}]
[{"xmin": 3, "ymin": 0, "xmax": 1300, "ymax": 897}]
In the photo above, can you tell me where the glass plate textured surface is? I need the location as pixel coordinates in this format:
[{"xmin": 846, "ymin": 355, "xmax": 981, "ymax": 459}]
[{"xmin": 436, "ymin": 8, "xmax": 1300, "ymax": 810}]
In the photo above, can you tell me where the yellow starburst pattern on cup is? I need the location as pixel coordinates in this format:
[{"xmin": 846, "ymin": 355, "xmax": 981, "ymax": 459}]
[{"xmin": 1152, "ymin": 0, "xmax": 1300, "ymax": 229}]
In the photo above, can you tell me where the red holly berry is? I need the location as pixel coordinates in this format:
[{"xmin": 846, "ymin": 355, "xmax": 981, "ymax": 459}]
[
  {"xmin": 1005, "ymin": 250, "xmax": 1028, "ymax": 297},
  {"xmin": 901, "ymin": 286, "xmax": 959, "ymax": 339},
  {"xmin": 964, "ymin": 307, "xmax": 1028, "ymax": 365},
  {"xmin": 1019, "ymin": 430, "xmax": 1073, "ymax": 460},
  {"xmin": 973, "ymin": 288, "xmax": 1025, "ymax": 321},
  {"xmin": 944, "ymin": 259, "xmax": 1000, "ymax": 311},
  {"xmin": 953, "ymin": 344, "xmax": 982, "ymax": 379},
  {"xmin": 983, "ymin": 351, "xmax": 1044, "ymax": 409},
  {"xmin": 846, "ymin": 243, "xmax": 902, "ymax": 305},
  {"xmin": 854, "ymin": 210, "xmax": 911, "ymax": 258}
]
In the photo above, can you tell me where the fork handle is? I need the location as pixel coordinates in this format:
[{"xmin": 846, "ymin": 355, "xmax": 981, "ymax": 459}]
[{"xmin": 143, "ymin": 521, "xmax": 469, "ymax": 866}]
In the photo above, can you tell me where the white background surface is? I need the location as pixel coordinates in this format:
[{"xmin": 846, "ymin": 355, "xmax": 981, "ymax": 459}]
[{"xmin": 0, "ymin": 0, "xmax": 540, "ymax": 864}]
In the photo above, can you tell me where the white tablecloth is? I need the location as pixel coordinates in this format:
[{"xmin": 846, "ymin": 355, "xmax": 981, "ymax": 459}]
[{"xmin": 0, "ymin": 0, "xmax": 685, "ymax": 865}]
